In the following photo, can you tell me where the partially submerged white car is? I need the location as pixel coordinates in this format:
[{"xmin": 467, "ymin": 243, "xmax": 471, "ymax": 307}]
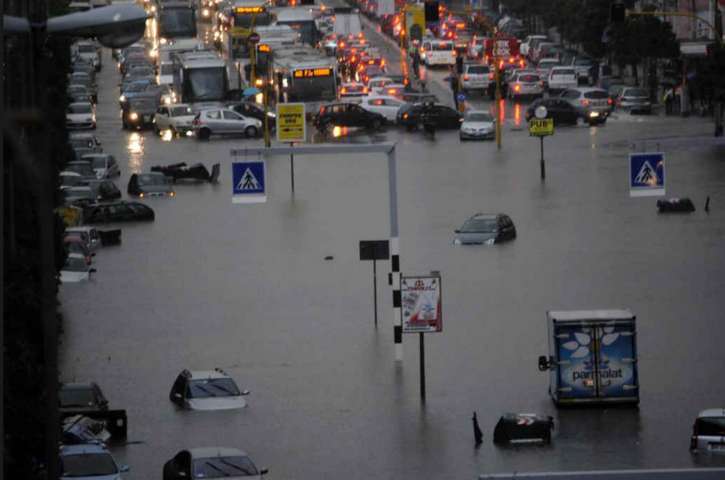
[
  {"xmin": 60, "ymin": 253, "xmax": 96, "ymax": 283},
  {"xmin": 170, "ymin": 369, "xmax": 250, "ymax": 411}
]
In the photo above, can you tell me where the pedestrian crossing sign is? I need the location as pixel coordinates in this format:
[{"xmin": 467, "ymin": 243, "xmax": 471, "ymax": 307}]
[
  {"xmin": 629, "ymin": 152, "xmax": 665, "ymax": 197},
  {"xmin": 232, "ymin": 160, "xmax": 266, "ymax": 203}
]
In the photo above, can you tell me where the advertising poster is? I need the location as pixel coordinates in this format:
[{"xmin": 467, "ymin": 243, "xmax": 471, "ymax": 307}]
[{"xmin": 401, "ymin": 275, "xmax": 442, "ymax": 333}]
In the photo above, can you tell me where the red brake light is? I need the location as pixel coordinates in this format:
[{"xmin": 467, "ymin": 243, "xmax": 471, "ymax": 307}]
[
  {"xmin": 341, "ymin": 87, "xmax": 348, "ymax": 94},
  {"xmin": 463, "ymin": 75, "xmax": 470, "ymax": 81},
  {"xmin": 514, "ymin": 85, "xmax": 521, "ymax": 92},
  {"xmin": 488, "ymin": 72, "xmax": 494, "ymax": 80},
  {"xmin": 363, "ymin": 87, "xmax": 369, "ymax": 93},
  {"xmin": 581, "ymin": 99, "xmax": 590, "ymax": 106},
  {"xmin": 607, "ymin": 98, "xmax": 613, "ymax": 105}
]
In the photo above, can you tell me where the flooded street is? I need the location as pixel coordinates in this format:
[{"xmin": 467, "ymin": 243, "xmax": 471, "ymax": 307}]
[{"xmin": 58, "ymin": 47, "xmax": 725, "ymax": 480}]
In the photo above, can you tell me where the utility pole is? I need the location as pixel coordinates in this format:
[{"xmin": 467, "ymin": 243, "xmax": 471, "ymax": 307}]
[{"xmin": 0, "ymin": 0, "xmax": 5, "ymax": 478}]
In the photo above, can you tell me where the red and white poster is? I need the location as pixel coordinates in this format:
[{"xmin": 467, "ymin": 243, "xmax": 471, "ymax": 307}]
[{"xmin": 401, "ymin": 275, "xmax": 442, "ymax": 333}]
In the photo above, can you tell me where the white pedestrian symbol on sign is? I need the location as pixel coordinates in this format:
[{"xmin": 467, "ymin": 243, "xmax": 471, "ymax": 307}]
[
  {"xmin": 634, "ymin": 161, "xmax": 657, "ymax": 185},
  {"xmin": 237, "ymin": 168, "xmax": 260, "ymax": 191}
]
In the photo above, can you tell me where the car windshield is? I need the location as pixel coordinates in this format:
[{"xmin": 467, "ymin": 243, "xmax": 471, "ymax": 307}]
[
  {"xmin": 68, "ymin": 104, "xmax": 92, "ymax": 114},
  {"xmin": 465, "ymin": 112, "xmax": 493, "ymax": 122},
  {"xmin": 126, "ymin": 82, "xmax": 149, "ymax": 93},
  {"xmin": 432, "ymin": 43, "xmax": 454, "ymax": 51},
  {"xmin": 552, "ymin": 69, "xmax": 575, "ymax": 76},
  {"xmin": 129, "ymin": 67, "xmax": 153, "ymax": 77},
  {"xmin": 192, "ymin": 456, "xmax": 258, "ymax": 478},
  {"xmin": 695, "ymin": 417, "xmax": 725, "ymax": 436},
  {"xmin": 139, "ymin": 174, "xmax": 170, "ymax": 186},
  {"xmin": 77, "ymin": 44, "xmax": 96, "ymax": 53},
  {"xmin": 187, "ymin": 378, "xmax": 241, "ymax": 398},
  {"xmin": 584, "ymin": 90, "xmax": 608, "ymax": 99},
  {"xmin": 70, "ymin": 138, "xmax": 93, "ymax": 149},
  {"xmin": 61, "ymin": 453, "xmax": 117, "ymax": 477},
  {"xmin": 90, "ymin": 157, "xmax": 107, "ymax": 169},
  {"xmin": 519, "ymin": 75, "xmax": 540, "ymax": 82},
  {"xmin": 467, "ymin": 66, "xmax": 489, "ymax": 74},
  {"xmin": 574, "ymin": 57, "xmax": 593, "ymax": 66},
  {"xmin": 171, "ymin": 106, "xmax": 193, "ymax": 116},
  {"xmin": 461, "ymin": 217, "xmax": 497, "ymax": 233},
  {"xmin": 624, "ymin": 88, "xmax": 648, "ymax": 97},
  {"xmin": 59, "ymin": 386, "xmax": 95, "ymax": 407},
  {"xmin": 67, "ymin": 164, "xmax": 94, "ymax": 176}
]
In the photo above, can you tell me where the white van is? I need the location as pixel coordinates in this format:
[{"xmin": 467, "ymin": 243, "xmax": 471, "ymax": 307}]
[{"xmin": 421, "ymin": 40, "xmax": 456, "ymax": 67}]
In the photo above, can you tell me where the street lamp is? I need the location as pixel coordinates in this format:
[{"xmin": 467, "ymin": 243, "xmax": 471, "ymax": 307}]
[{"xmin": 2, "ymin": 5, "xmax": 147, "ymax": 480}]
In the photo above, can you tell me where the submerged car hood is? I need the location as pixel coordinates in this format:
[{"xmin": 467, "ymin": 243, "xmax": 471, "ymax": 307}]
[
  {"xmin": 68, "ymin": 113, "xmax": 93, "ymax": 121},
  {"xmin": 60, "ymin": 473, "xmax": 120, "ymax": 480},
  {"xmin": 60, "ymin": 270, "xmax": 90, "ymax": 283},
  {"xmin": 139, "ymin": 184, "xmax": 173, "ymax": 194},
  {"xmin": 454, "ymin": 231, "xmax": 497, "ymax": 245},
  {"xmin": 187, "ymin": 396, "xmax": 247, "ymax": 411}
]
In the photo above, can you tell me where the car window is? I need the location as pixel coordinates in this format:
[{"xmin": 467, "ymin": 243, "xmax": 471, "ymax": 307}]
[
  {"xmin": 68, "ymin": 104, "xmax": 92, "ymax": 114},
  {"xmin": 205, "ymin": 110, "xmax": 221, "ymax": 119},
  {"xmin": 371, "ymin": 99, "xmax": 384, "ymax": 106},
  {"xmin": 223, "ymin": 110, "xmax": 240, "ymax": 120},
  {"xmin": 695, "ymin": 418, "xmax": 725, "ymax": 436},
  {"xmin": 551, "ymin": 68, "xmax": 575, "ymax": 76},
  {"xmin": 624, "ymin": 88, "xmax": 648, "ymax": 97},
  {"xmin": 90, "ymin": 157, "xmax": 106, "ymax": 169},
  {"xmin": 584, "ymin": 90, "xmax": 608, "ymax": 99},
  {"xmin": 562, "ymin": 90, "xmax": 580, "ymax": 99},
  {"xmin": 186, "ymin": 378, "xmax": 240, "ymax": 398},
  {"xmin": 157, "ymin": 107, "xmax": 168, "ymax": 116},
  {"xmin": 384, "ymin": 99, "xmax": 401, "ymax": 107},
  {"xmin": 59, "ymin": 386, "xmax": 96, "ymax": 407},
  {"xmin": 519, "ymin": 75, "xmax": 540, "ymax": 82},
  {"xmin": 171, "ymin": 106, "xmax": 192, "ymax": 116},
  {"xmin": 467, "ymin": 65, "xmax": 489, "ymax": 74},
  {"xmin": 461, "ymin": 217, "xmax": 497, "ymax": 233},
  {"xmin": 192, "ymin": 456, "xmax": 258, "ymax": 478}
]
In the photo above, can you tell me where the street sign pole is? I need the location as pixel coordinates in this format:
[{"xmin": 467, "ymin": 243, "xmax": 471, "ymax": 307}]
[
  {"xmin": 373, "ymin": 259, "xmax": 378, "ymax": 327},
  {"xmin": 419, "ymin": 332, "xmax": 426, "ymax": 401},
  {"xmin": 540, "ymin": 136, "xmax": 545, "ymax": 180},
  {"xmin": 290, "ymin": 142, "xmax": 295, "ymax": 193},
  {"xmin": 494, "ymin": 57, "xmax": 502, "ymax": 150}
]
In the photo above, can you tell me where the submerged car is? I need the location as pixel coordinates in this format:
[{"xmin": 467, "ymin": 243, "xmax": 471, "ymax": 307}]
[
  {"xmin": 59, "ymin": 382, "xmax": 109, "ymax": 413},
  {"xmin": 459, "ymin": 110, "xmax": 495, "ymax": 140},
  {"xmin": 60, "ymin": 254, "xmax": 97, "ymax": 283},
  {"xmin": 493, "ymin": 413, "xmax": 554, "ymax": 445},
  {"xmin": 82, "ymin": 153, "xmax": 119, "ymax": 179},
  {"xmin": 616, "ymin": 87, "xmax": 652, "ymax": 114},
  {"xmin": 151, "ymin": 162, "xmax": 220, "ymax": 183},
  {"xmin": 163, "ymin": 447, "xmax": 267, "ymax": 480},
  {"xmin": 83, "ymin": 201, "xmax": 155, "ymax": 224},
  {"xmin": 397, "ymin": 103, "xmax": 462, "ymax": 130},
  {"xmin": 691, "ymin": 408, "xmax": 725, "ymax": 454},
  {"xmin": 127, "ymin": 172, "xmax": 175, "ymax": 198},
  {"xmin": 454, "ymin": 213, "xmax": 516, "ymax": 245},
  {"xmin": 59, "ymin": 443, "xmax": 128, "ymax": 480},
  {"xmin": 169, "ymin": 369, "xmax": 249, "ymax": 411},
  {"xmin": 66, "ymin": 102, "xmax": 96, "ymax": 130}
]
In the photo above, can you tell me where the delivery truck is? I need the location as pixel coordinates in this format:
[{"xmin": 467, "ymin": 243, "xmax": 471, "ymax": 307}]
[{"xmin": 538, "ymin": 309, "xmax": 639, "ymax": 406}]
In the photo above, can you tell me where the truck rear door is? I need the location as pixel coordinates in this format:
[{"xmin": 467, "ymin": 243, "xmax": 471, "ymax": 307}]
[{"xmin": 596, "ymin": 322, "xmax": 638, "ymax": 399}]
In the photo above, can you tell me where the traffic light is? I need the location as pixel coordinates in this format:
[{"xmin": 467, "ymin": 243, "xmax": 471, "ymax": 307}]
[
  {"xmin": 424, "ymin": 1, "xmax": 439, "ymax": 23},
  {"xmin": 611, "ymin": 2, "xmax": 626, "ymax": 23}
]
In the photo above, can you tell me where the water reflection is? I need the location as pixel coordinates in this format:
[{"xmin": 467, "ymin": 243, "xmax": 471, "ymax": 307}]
[{"xmin": 127, "ymin": 132, "xmax": 145, "ymax": 173}]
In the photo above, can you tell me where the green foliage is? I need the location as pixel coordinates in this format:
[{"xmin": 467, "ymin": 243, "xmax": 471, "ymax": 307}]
[{"xmin": 609, "ymin": 13, "xmax": 680, "ymax": 66}]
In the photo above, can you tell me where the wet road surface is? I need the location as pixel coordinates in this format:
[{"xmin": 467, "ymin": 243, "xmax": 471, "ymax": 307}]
[{"xmin": 58, "ymin": 40, "xmax": 725, "ymax": 480}]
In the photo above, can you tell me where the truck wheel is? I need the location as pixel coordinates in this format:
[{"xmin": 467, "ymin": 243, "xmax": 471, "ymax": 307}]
[
  {"xmin": 370, "ymin": 118, "xmax": 382, "ymax": 130},
  {"xmin": 197, "ymin": 128, "xmax": 211, "ymax": 141},
  {"xmin": 245, "ymin": 126, "xmax": 259, "ymax": 138}
]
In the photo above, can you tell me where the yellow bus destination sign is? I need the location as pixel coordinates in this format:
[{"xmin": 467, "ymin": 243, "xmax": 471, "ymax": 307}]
[
  {"xmin": 235, "ymin": 6, "xmax": 265, "ymax": 13},
  {"xmin": 529, "ymin": 118, "xmax": 554, "ymax": 136},
  {"xmin": 293, "ymin": 68, "xmax": 332, "ymax": 78},
  {"xmin": 276, "ymin": 103, "xmax": 306, "ymax": 143}
]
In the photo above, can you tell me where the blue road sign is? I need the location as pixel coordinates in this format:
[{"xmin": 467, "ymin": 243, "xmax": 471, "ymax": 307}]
[
  {"xmin": 629, "ymin": 152, "xmax": 665, "ymax": 197},
  {"xmin": 232, "ymin": 160, "xmax": 266, "ymax": 203}
]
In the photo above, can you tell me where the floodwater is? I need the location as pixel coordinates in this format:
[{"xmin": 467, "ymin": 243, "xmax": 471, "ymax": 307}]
[{"xmin": 59, "ymin": 47, "xmax": 725, "ymax": 480}]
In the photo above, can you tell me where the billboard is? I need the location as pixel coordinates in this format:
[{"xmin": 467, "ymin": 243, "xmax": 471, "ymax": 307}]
[{"xmin": 401, "ymin": 275, "xmax": 442, "ymax": 333}]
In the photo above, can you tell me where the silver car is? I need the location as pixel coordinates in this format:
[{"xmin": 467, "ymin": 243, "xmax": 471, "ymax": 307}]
[
  {"xmin": 617, "ymin": 87, "xmax": 652, "ymax": 114},
  {"xmin": 169, "ymin": 369, "xmax": 250, "ymax": 411},
  {"xmin": 508, "ymin": 72, "xmax": 544, "ymax": 100},
  {"xmin": 163, "ymin": 447, "xmax": 268, "ymax": 480},
  {"xmin": 82, "ymin": 153, "xmax": 119, "ymax": 179},
  {"xmin": 453, "ymin": 213, "xmax": 517, "ymax": 245},
  {"xmin": 559, "ymin": 87, "xmax": 612, "ymax": 120},
  {"xmin": 691, "ymin": 409, "xmax": 725, "ymax": 454},
  {"xmin": 192, "ymin": 108, "xmax": 262, "ymax": 141}
]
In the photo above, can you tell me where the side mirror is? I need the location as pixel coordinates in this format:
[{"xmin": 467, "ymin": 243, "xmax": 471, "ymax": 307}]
[
  {"xmin": 241, "ymin": 389, "xmax": 251, "ymax": 396},
  {"xmin": 454, "ymin": 229, "xmax": 460, "ymax": 233},
  {"xmin": 538, "ymin": 355, "xmax": 553, "ymax": 371},
  {"xmin": 259, "ymin": 468, "xmax": 269, "ymax": 475},
  {"xmin": 119, "ymin": 465, "xmax": 130, "ymax": 473}
]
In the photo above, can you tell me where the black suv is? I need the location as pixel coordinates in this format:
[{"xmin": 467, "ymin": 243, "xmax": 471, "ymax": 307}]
[
  {"xmin": 313, "ymin": 103, "xmax": 386, "ymax": 132},
  {"xmin": 397, "ymin": 103, "xmax": 462, "ymax": 130}
]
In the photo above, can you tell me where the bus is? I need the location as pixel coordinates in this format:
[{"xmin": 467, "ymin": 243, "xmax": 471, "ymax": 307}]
[
  {"xmin": 173, "ymin": 51, "xmax": 237, "ymax": 104},
  {"xmin": 156, "ymin": 0, "xmax": 197, "ymax": 45},
  {"xmin": 223, "ymin": 0, "xmax": 274, "ymax": 58},
  {"xmin": 275, "ymin": 7, "xmax": 320, "ymax": 46},
  {"xmin": 273, "ymin": 45, "xmax": 337, "ymax": 110}
]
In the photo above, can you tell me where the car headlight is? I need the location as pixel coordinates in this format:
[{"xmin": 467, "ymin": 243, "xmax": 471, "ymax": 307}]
[
  {"xmin": 119, "ymin": 95, "xmax": 126, "ymax": 102},
  {"xmin": 164, "ymin": 96, "xmax": 172, "ymax": 105},
  {"xmin": 159, "ymin": 37, "xmax": 167, "ymax": 45},
  {"xmin": 129, "ymin": 112, "xmax": 139, "ymax": 121},
  {"xmin": 589, "ymin": 111, "xmax": 600, "ymax": 118},
  {"xmin": 202, "ymin": 8, "xmax": 210, "ymax": 16}
]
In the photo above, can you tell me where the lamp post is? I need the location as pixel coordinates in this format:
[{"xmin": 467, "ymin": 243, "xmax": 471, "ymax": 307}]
[{"xmin": 2, "ymin": 5, "xmax": 147, "ymax": 480}]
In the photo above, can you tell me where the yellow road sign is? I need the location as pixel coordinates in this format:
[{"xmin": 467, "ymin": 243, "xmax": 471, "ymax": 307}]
[
  {"xmin": 276, "ymin": 103, "xmax": 306, "ymax": 143},
  {"xmin": 529, "ymin": 118, "xmax": 554, "ymax": 136}
]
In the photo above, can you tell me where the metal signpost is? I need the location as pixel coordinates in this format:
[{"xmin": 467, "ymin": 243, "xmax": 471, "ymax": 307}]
[
  {"xmin": 231, "ymin": 159, "xmax": 267, "ymax": 203},
  {"xmin": 401, "ymin": 273, "xmax": 442, "ymax": 401},
  {"xmin": 529, "ymin": 105, "xmax": 554, "ymax": 180},
  {"xmin": 359, "ymin": 240, "xmax": 391, "ymax": 327},
  {"xmin": 276, "ymin": 103, "xmax": 306, "ymax": 193},
  {"xmin": 629, "ymin": 152, "xmax": 665, "ymax": 197}
]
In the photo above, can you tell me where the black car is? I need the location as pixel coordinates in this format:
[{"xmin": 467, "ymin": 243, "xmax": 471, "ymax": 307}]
[
  {"xmin": 397, "ymin": 103, "xmax": 463, "ymax": 130},
  {"xmin": 313, "ymin": 103, "xmax": 386, "ymax": 131},
  {"xmin": 525, "ymin": 98, "xmax": 580, "ymax": 125},
  {"xmin": 230, "ymin": 102, "xmax": 277, "ymax": 131},
  {"xmin": 493, "ymin": 413, "xmax": 554, "ymax": 445},
  {"xmin": 83, "ymin": 201, "xmax": 155, "ymax": 223},
  {"xmin": 151, "ymin": 162, "xmax": 220, "ymax": 183},
  {"xmin": 127, "ymin": 172, "xmax": 175, "ymax": 198},
  {"xmin": 453, "ymin": 213, "xmax": 516, "ymax": 245},
  {"xmin": 59, "ymin": 382, "xmax": 108, "ymax": 413}
]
